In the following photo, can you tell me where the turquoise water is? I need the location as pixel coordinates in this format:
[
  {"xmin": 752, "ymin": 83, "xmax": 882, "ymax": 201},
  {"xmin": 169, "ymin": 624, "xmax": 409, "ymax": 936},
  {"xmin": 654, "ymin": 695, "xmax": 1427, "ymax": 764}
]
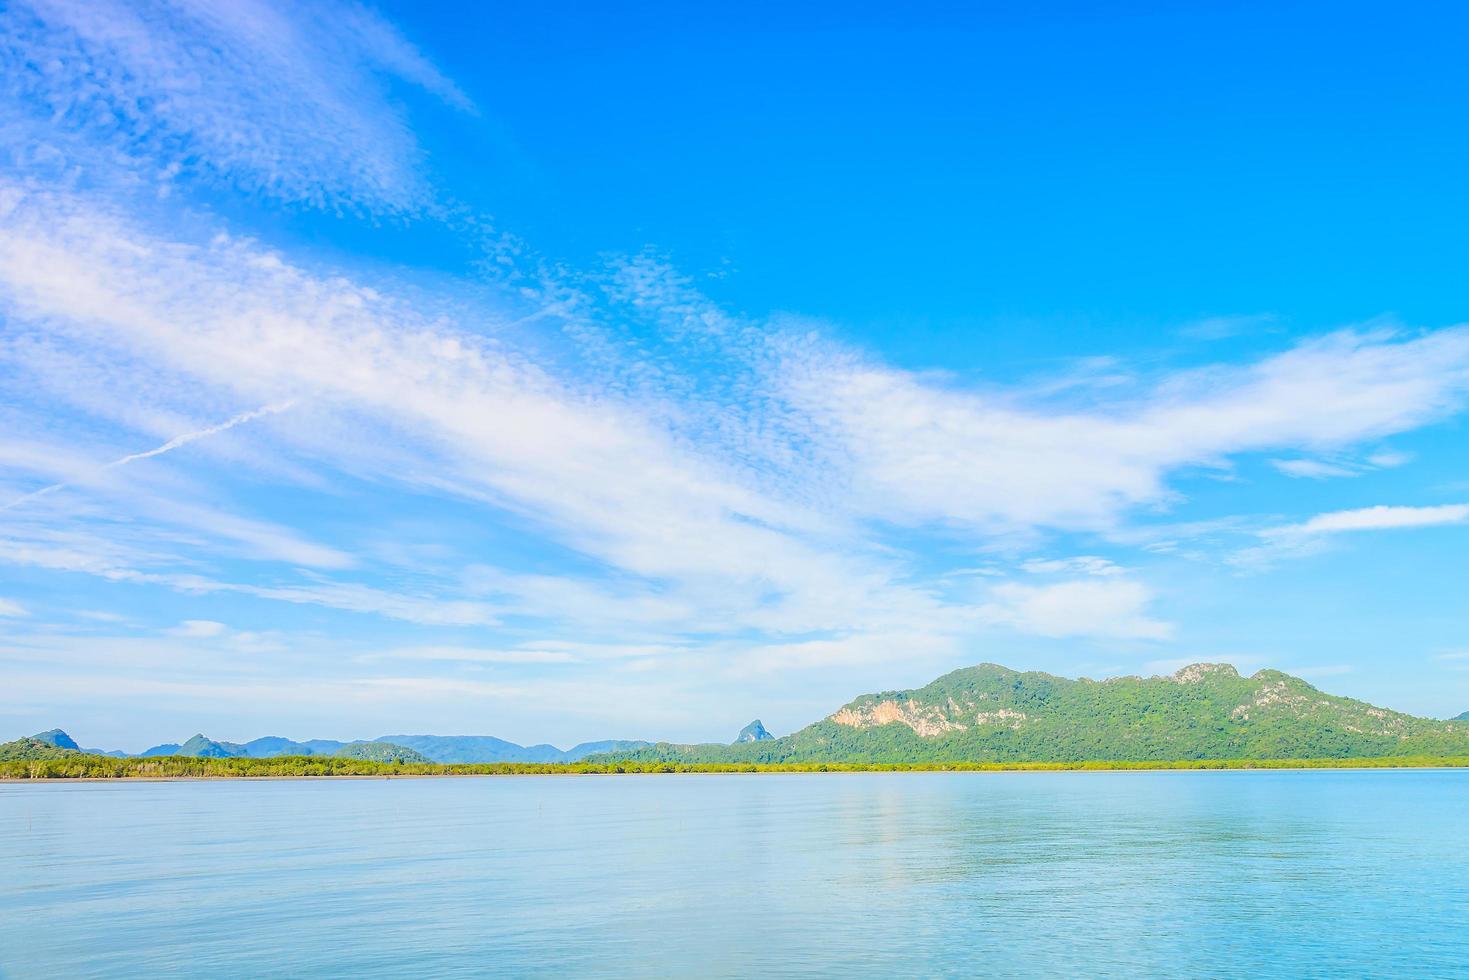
[{"xmin": 2, "ymin": 771, "xmax": 1468, "ymax": 978}]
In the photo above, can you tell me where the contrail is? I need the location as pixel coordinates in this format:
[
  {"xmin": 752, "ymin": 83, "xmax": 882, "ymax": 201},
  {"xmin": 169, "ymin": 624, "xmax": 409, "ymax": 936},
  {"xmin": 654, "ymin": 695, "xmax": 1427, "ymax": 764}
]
[{"xmin": 1, "ymin": 401, "xmax": 295, "ymax": 512}]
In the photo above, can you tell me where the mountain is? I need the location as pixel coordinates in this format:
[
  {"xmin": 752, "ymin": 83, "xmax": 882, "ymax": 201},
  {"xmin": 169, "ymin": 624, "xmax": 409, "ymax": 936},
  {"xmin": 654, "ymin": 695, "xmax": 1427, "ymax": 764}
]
[
  {"xmin": 240, "ymin": 736, "xmax": 344, "ymax": 757},
  {"xmin": 332, "ymin": 742, "xmax": 432, "ymax": 763},
  {"xmin": 115, "ymin": 732, "xmax": 654, "ymax": 762},
  {"xmin": 28, "ymin": 729, "xmax": 127, "ymax": 757},
  {"xmin": 1455, "ymin": 711, "xmax": 1469, "ymax": 722},
  {"xmin": 591, "ymin": 663, "xmax": 1469, "ymax": 765},
  {"xmin": 561, "ymin": 739, "xmax": 653, "ymax": 761},
  {"xmin": 0, "ymin": 737, "xmax": 81, "ymax": 761},
  {"xmin": 177, "ymin": 734, "xmax": 247, "ymax": 758},
  {"xmin": 735, "ymin": 720, "xmax": 773, "ymax": 743},
  {"xmin": 371, "ymin": 734, "xmax": 653, "ymax": 763},
  {"xmin": 31, "ymin": 729, "xmax": 79, "ymax": 750},
  {"xmin": 371, "ymin": 734, "xmax": 546, "ymax": 763}
]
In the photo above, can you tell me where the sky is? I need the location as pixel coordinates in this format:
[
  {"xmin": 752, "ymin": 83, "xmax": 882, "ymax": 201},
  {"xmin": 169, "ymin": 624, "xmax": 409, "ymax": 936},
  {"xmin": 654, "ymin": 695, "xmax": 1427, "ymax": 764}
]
[{"xmin": 1, "ymin": 0, "xmax": 1468, "ymax": 751}]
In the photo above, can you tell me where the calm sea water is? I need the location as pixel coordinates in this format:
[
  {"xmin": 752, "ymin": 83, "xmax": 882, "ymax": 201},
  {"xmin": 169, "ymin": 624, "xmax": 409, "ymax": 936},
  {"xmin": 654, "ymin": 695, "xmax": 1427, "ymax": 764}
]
[{"xmin": 2, "ymin": 770, "xmax": 1468, "ymax": 978}]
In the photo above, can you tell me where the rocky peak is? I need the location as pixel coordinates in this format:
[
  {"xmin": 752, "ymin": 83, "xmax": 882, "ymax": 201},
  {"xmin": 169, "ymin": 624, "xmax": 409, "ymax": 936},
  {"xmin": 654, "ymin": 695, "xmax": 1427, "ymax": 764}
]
[
  {"xmin": 1170, "ymin": 663, "xmax": 1241, "ymax": 684},
  {"xmin": 31, "ymin": 729, "xmax": 79, "ymax": 750},
  {"xmin": 735, "ymin": 719, "xmax": 773, "ymax": 743}
]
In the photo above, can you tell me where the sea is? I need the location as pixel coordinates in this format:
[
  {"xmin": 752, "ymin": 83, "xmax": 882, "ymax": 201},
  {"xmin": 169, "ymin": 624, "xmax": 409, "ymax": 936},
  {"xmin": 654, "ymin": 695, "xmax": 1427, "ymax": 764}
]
[{"xmin": 2, "ymin": 770, "xmax": 1467, "ymax": 978}]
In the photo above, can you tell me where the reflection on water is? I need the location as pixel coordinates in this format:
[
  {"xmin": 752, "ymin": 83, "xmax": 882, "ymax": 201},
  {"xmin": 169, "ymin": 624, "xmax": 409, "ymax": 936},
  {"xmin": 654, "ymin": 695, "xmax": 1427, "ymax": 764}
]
[{"xmin": 2, "ymin": 771, "xmax": 1467, "ymax": 977}]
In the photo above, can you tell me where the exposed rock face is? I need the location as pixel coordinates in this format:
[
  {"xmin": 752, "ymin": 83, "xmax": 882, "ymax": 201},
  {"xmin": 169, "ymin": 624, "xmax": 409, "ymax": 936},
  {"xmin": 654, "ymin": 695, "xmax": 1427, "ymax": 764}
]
[
  {"xmin": 830, "ymin": 696, "xmax": 1030, "ymax": 736},
  {"xmin": 1171, "ymin": 663, "xmax": 1240, "ymax": 684},
  {"xmin": 832, "ymin": 698, "xmax": 980, "ymax": 736},
  {"xmin": 1230, "ymin": 680, "xmax": 1416, "ymax": 737},
  {"xmin": 735, "ymin": 720, "xmax": 774, "ymax": 743}
]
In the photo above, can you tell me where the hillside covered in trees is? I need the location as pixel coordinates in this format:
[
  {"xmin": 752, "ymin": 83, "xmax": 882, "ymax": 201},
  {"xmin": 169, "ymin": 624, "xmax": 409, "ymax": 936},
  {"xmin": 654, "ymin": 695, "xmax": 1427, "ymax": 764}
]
[{"xmin": 592, "ymin": 663, "xmax": 1469, "ymax": 765}]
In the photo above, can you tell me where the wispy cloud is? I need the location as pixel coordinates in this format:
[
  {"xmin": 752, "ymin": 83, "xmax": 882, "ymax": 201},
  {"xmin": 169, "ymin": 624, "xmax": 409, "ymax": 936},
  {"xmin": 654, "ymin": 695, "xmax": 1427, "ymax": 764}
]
[
  {"xmin": 1270, "ymin": 458, "xmax": 1361, "ymax": 480},
  {"xmin": 6, "ymin": 0, "xmax": 1469, "ymax": 714},
  {"xmin": 2, "ymin": 0, "xmax": 470, "ymax": 213},
  {"xmin": 1270, "ymin": 449, "xmax": 1413, "ymax": 480},
  {"xmin": 358, "ymin": 645, "xmax": 580, "ymax": 665},
  {"xmin": 1234, "ymin": 502, "xmax": 1469, "ymax": 566},
  {"xmin": 2, "ymin": 401, "xmax": 293, "ymax": 511},
  {"xmin": 1021, "ymin": 556, "xmax": 1127, "ymax": 577},
  {"xmin": 1276, "ymin": 503, "xmax": 1469, "ymax": 536},
  {"xmin": 979, "ymin": 578, "xmax": 1174, "ymax": 641},
  {"xmin": 773, "ymin": 325, "xmax": 1469, "ymax": 535},
  {"xmin": 6, "ymin": 179, "xmax": 1469, "ymax": 668}
]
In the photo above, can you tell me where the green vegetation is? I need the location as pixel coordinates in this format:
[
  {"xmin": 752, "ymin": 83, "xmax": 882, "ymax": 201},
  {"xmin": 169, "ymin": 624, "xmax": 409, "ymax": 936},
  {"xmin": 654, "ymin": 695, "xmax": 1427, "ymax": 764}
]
[
  {"xmin": 331, "ymin": 742, "xmax": 432, "ymax": 763},
  {"xmin": 30, "ymin": 729, "xmax": 80, "ymax": 750},
  {"xmin": 592, "ymin": 663, "xmax": 1469, "ymax": 765},
  {"xmin": 0, "ymin": 737, "xmax": 83, "ymax": 761},
  {"xmin": 2, "ymin": 751, "xmax": 1468, "ymax": 780},
  {"xmin": 12, "ymin": 662, "xmax": 1469, "ymax": 777}
]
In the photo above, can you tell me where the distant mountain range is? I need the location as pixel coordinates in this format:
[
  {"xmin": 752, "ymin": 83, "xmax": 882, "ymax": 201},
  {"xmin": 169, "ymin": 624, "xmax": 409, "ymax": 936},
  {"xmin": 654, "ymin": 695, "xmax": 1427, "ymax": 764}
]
[
  {"xmin": 4, "ymin": 730, "xmax": 654, "ymax": 764},
  {"xmin": 592, "ymin": 663, "xmax": 1469, "ymax": 765},
  {"xmin": 10, "ymin": 665, "xmax": 1469, "ymax": 767}
]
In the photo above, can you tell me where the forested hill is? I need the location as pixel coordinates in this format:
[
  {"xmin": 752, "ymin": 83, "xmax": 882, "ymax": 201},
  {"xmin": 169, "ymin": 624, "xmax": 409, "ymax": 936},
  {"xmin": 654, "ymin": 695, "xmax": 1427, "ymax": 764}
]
[{"xmin": 592, "ymin": 663, "xmax": 1469, "ymax": 765}]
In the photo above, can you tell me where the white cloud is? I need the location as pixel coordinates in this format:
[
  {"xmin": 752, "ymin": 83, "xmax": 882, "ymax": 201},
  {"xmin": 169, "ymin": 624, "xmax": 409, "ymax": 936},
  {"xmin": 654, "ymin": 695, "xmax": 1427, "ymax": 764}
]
[
  {"xmin": 4, "ymin": 175, "xmax": 1469, "ymax": 680},
  {"xmin": 1367, "ymin": 450, "xmax": 1413, "ymax": 469},
  {"xmin": 361, "ymin": 645, "xmax": 579, "ymax": 665},
  {"xmin": 2, "ymin": 402, "xmax": 294, "ymax": 512},
  {"xmin": 1270, "ymin": 449, "xmax": 1414, "ymax": 480},
  {"xmin": 167, "ymin": 619, "xmax": 227, "ymax": 638},
  {"xmin": 1234, "ymin": 502, "xmax": 1469, "ymax": 566},
  {"xmin": 777, "ymin": 326, "xmax": 1469, "ymax": 535},
  {"xmin": 979, "ymin": 579, "xmax": 1174, "ymax": 641},
  {"xmin": 1271, "ymin": 459, "xmax": 1360, "ymax": 480},
  {"xmin": 3, "ymin": 0, "xmax": 470, "ymax": 213},
  {"xmin": 0, "ymin": 597, "xmax": 29, "ymax": 617},
  {"xmin": 1021, "ymin": 556, "xmax": 1126, "ymax": 577},
  {"xmin": 0, "ymin": 531, "xmax": 498, "ymax": 626},
  {"xmin": 0, "ymin": 184, "xmax": 945, "ymax": 645},
  {"xmin": 5, "ymin": 180, "xmax": 1469, "ymax": 662},
  {"xmin": 1274, "ymin": 503, "xmax": 1469, "ymax": 537},
  {"xmin": 730, "ymin": 630, "xmax": 960, "ymax": 676}
]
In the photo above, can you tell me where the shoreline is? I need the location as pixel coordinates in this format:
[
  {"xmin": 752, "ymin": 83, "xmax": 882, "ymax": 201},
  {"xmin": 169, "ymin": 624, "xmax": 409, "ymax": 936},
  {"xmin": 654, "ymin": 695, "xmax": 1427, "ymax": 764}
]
[
  {"xmin": 8, "ymin": 767, "xmax": 1469, "ymax": 784},
  {"xmin": 4, "ymin": 755, "xmax": 1469, "ymax": 781}
]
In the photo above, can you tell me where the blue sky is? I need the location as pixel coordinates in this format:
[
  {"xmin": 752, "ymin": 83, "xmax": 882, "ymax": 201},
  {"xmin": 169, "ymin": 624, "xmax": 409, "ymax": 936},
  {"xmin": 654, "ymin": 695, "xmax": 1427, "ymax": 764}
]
[{"xmin": 1, "ymin": 0, "xmax": 1467, "ymax": 750}]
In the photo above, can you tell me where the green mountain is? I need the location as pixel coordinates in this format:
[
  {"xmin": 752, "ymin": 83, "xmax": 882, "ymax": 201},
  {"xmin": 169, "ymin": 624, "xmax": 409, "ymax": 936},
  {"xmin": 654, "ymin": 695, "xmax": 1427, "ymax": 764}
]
[
  {"xmin": 177, "ymin": 734, "xmax": 244, "ymax": 758},
  {"xmin": 31, "ymin": 729, "xmax": 79, "ymax": 750},
  {"xmin": 0, "ymin": 737, "xmax": 81, "ymax": 761},
  {"xmin": 1455, "ymin": 711, "xmax": 1469, "ymax": 722},
  {"xmin": 593, "ymin": 663, "xmax": 1469, "ymax": 764},
  {"xmin": 369, "ymin": 734, "xmax": 653, "ymax": 763},
  {"xmin": 124, "ymin": 732, "xmax": 654, "ymax": 762},
  {"xmin": 23, "ymin": 730, "xmax": 127, "ymax": 758},
  {"xmin": 333, "ymin": 742, "xmax": 432, "ymax": 763}
]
